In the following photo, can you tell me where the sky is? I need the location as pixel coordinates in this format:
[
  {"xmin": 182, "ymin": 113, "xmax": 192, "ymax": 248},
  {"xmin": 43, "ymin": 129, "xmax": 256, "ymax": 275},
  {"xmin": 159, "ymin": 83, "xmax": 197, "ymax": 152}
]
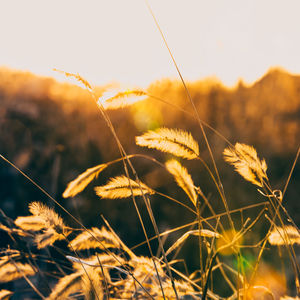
[{"xmin": 0, "ymin": 0, "xmax": 300, "ymax": 88}]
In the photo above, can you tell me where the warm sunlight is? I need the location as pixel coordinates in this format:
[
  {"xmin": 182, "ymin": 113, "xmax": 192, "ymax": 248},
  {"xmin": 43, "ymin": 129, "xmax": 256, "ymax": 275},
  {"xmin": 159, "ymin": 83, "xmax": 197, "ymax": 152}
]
[
  {"xmin": 1, "ymin": 0, "xmax": 300, "ymax": 87},
  {"xmin": 1, "ymin": 1, "xmax": 299, "ymax": 299}
]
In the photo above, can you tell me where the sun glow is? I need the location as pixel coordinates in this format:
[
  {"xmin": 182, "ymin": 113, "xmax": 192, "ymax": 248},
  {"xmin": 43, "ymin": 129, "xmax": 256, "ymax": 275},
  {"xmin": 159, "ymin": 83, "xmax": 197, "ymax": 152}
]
[{"xmin": 0, "ymin": 1, "xmax": 300, "ymax": 88}]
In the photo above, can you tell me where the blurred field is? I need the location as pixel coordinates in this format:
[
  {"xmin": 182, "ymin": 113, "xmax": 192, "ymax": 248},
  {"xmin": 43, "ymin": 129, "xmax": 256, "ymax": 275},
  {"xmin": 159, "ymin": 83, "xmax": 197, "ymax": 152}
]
[{"xmin": 0, "ymin": 67, "xmax": 299, "ymax": 298}]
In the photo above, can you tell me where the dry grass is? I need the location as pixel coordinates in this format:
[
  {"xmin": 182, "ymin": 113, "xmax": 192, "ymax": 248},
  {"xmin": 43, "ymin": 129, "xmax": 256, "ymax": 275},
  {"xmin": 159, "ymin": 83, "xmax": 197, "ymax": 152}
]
[
  {"xmin": 100, "ymin": 89, "xmax": 147, "ymax": 110},
  {"xmin": 0, "ymin": 262, "xmax": 35, "ymax": 283},
  {"xmin": 94, "ymin": 175, "xmax": 154, "ymax": 199},
  {"xmin": 47, "ymin": 271, "xmax": 83, "ymax": 300},
  {"xmin": 269, "ymin": 226, "xmax": 300, "ymax": 246},
  {"xmin": 69, "ymin": 227, "xmax": 121, "ymax": 251},
  {"xmin": 223, "ymin": 143, "xmax": 268, "ymax": 187},
  {"xmin": 136, "ymin": 127, "xmax": 200, "ymax": 159},
  {"xmin": 63, "ymin": 164, "xmax": 108, "ymax": 198},
  {"xmin": 0, "ymin": 71, "xmax": 299, "ymax": 299},
  {"xmin": 0, "ymin": 289, "xmax": 13, "ymax": 300},
  {"xmin": 165, "ymin": 159, "xmax": 198, "ymax": 207},
  {"xmin": 0, "ymin": 8, "xmax": 299, "ymax": 300}
]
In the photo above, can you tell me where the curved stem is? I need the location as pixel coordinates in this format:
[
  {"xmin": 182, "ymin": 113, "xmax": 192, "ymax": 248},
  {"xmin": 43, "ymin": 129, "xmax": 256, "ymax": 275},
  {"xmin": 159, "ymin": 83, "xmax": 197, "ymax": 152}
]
[
  {"xmin": 147, "ymin": 93, "xmax": 233, "ymax": 147},
  {"xmin": 145, "ymin": 0, "xmax": 227, "ymax": 227},
  {"xmin": 154, "ymin": 190, "xmax": 197, "ymax": 215}
]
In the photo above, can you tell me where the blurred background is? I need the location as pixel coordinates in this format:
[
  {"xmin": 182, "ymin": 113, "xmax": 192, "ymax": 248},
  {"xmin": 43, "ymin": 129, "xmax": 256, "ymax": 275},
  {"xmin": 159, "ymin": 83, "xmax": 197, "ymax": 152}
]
[
  {"xmin": 0, "ymin": 1, "xmax": 299, "ymax": 298},
  {"xmin": 0, "ymin": 67, "xmax": 299, "ymax": 298}
]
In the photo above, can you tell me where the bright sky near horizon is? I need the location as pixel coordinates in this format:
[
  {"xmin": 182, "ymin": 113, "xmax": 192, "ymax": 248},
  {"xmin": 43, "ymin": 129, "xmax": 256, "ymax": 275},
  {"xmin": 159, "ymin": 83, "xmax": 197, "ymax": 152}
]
[{"xmin": 0, "ymin": 0, "xmax": 300, "ymax": 88}]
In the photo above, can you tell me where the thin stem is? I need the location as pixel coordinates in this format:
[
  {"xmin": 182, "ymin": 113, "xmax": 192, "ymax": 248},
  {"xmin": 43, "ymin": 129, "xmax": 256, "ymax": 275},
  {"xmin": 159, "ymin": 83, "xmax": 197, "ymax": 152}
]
[
  {"xmin": 282, "ymin": 146, "xmax": 300, "ymax": 198},
  {"xmin": 147, "ymin": 93, "xmax": 233, "ymax": 146},
  {"xmin": 88, "ymin": 92, "xmax": 169, "ymax": 299},
  {"xmin": 0, "ymin": 154, "xmax": 153, "ymax": 295},
  {"xmin": 145, "ymin": 0, "xmax": 229, "ymax": 227},
  {"xmin": 8, "ymin": 255, "xmax": 46, "ymax": 299},
  {"xmin": 196, "ymin": 199, "xmax": 204, "ymax": 290},
  {"xmin": 197, "ymin": 156, "xmax": 235, "ymax": 229},
  {"xmin": 131, "ymin": 201, "xmax": 270, "ymax": 250},
  {"xmin": 155, "ymin": 190, "xmax": 197, "ymax": 215}
]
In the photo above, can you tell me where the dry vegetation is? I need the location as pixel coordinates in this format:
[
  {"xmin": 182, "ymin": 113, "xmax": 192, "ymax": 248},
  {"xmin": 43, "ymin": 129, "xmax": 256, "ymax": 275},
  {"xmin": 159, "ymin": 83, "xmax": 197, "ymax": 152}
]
[
  {"xmin": 0, "ymin": 7, "xmax": 300, "ymax": 297},
  {"xmin": 0, "ymin": 67, "xmax": 299, "ymax": 300}
]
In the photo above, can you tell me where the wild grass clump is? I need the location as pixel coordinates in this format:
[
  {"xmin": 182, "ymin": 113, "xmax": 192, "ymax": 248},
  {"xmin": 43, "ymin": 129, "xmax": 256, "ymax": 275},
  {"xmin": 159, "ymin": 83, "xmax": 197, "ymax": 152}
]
[
  {"xmin": 0, "ymin": 8, "xmax": 299, "ymax": 299},
  {"xmin": 0, "ymin": 73, "xmax": 298, "ymax": 299}
]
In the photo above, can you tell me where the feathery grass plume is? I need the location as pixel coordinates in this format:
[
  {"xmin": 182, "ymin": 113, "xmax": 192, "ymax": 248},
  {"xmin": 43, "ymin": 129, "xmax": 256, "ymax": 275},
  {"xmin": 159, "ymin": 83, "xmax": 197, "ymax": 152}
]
[
  {"xmin": 268, "ymin": 226, "xmax": 300, "ymax": 246},
  {"xmin": 124, "ymin": 256, "xmax": 198, "ymax": 299},
  {"xmin": 165, "ymin": 159, "xmax": 198, "ymax": 207},
  {"xmin": 81, "ymin": 268, "xmax": 103, "ymax": 300},
  {"xmin": 69, "ymin": 227, "xmax": 121, "ymax": 251},
  {"xmin": 35, "ymin": 228, "xmax": 66, "ymax": 249},
  {"xmin": 0, "ymin": 262, "xmax": 35, "ymax": 283},
  {"xmin": 123, "ymin": 256, "xmax": 166, "ymax": 298},
  {"xmin": 70, "ymin": 254, "xmax": 126, "ymax": 270},
  {"xmin": 15, "ymin": 216, "xmax": 45, "ymax": 231},
  {"xmin": 136, "ymin": 127, "xmax": 199, "ymax": 160},
  {"xmin": 28, "ymin": 202, "xmax": 65, "ymax": 234},
  {"xmin": 130, "ymin": 256, "xmax": 166, "ymax": 281},
  {"xmin": 69, "ymin": 254, "xmax": 125, "ymax": 284},
  {"xmin": 223, "ymin": 143, "xmax": 268, "ymax": 187},
  {"xmin": 99, "ymin": 89, "xmax": 147, "ymax": 110},
  {"xmin": 95, "ymin": 175, "xmax": 154, "ymax": 199},
  {"xmin": 47, "ymin": 271, "xmax": 83, "ymax": 300},
  {"xmin": 0, "ymin": 290, "xmax": 13, "ymax": 300},
  {"xmin": 53, "ymin": 69, "xmax": 93, "ymax": 92},
  {"xmin": 27, "ymin": 203, "xmax": 69, "ymax": 248},
  {"xmin": 166, "ymin": 229, "xmax": 220, "ymax": 256},
  {"xmin": 63, "ymin": 164, "xmax": 107, "ymax": 198}
]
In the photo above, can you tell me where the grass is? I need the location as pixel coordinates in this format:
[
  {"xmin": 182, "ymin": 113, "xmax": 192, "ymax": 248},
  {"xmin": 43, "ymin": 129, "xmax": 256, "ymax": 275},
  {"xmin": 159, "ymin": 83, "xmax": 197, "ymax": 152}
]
[
  {"xmin": 0, "ymin": 80, "xmax": 299, "ymax": 298},
  {"xmin": 0, "ymin": 3, "xmax": 299, "ymax": 300}
]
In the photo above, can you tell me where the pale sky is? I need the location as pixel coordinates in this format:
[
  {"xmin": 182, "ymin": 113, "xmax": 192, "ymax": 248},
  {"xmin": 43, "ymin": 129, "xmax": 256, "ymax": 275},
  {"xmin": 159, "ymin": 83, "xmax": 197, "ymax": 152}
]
[{"xmin": 0, "ymin": 0, "xmax": 300, "ymax": 88}]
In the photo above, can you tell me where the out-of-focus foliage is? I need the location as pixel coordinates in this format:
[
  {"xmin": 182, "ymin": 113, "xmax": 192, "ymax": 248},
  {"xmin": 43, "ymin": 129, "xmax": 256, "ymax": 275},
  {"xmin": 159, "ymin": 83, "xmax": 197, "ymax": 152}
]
[
  {"xmin": 0, "ymin": 67, "xmax": 299, "ymax": 298},
  {"xmin": 0, "ymin": 69, "xmax": 298, "ymax": 230},
  {"xmin": 0, "ymin": 66, "xmax": 299, "ymax": 218}
]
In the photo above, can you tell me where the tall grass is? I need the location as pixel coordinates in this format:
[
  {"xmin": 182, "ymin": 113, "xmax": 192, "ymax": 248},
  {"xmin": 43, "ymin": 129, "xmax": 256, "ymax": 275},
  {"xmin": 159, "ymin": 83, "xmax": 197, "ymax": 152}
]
[
  {"xmin": 0, "ymin": 4, "xmax": 299, "ymax": 300},
  {"xmin": 0, "ymin": 77, "xmax": 299, "ymax": 298}
]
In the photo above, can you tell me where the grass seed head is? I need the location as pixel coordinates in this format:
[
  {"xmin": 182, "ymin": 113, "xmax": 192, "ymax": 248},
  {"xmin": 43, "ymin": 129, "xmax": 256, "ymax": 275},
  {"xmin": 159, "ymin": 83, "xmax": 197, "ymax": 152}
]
[
  {"xmin": 94, "ymin": 175, "xmax": 154, "ymax": 199},
  {"xmin": 136, "ymin": 127, "xmax": 199, "ymax": 160},
  {"xmin": 223, "ymin": 143, "xmax": 268, "ymax": 187}
]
